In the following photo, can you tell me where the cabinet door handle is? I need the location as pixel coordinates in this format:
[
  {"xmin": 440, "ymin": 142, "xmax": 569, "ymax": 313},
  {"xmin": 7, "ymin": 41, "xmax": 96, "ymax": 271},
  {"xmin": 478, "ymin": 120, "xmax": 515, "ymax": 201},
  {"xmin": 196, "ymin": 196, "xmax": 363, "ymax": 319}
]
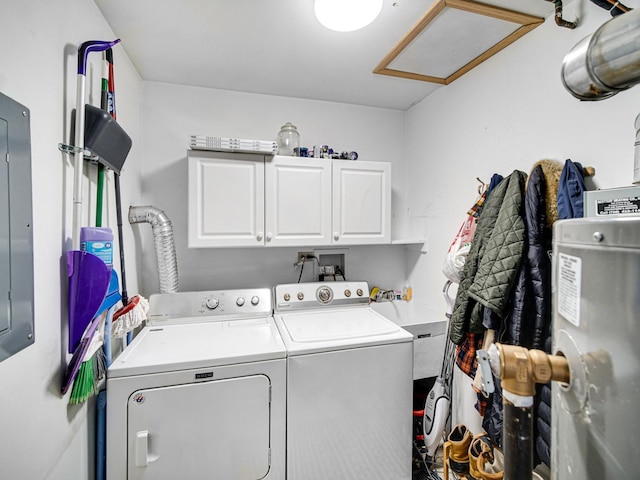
[
  {"xmin": 334, "ymin": 232, "xmax": 339, "ymax": 241},
  {"xmin": 266, "ymin": 232, "xmax": 272, "ymax": 242},
  {"xmin": 257, "ymin": 232, "xmax": 263, "ymax": 241}
]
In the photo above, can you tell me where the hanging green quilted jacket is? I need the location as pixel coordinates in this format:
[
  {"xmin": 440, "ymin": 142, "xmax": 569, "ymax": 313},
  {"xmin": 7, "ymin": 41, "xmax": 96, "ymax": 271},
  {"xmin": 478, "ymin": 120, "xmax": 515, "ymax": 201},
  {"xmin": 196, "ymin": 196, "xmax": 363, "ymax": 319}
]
[{"xmin": 449, "ymin": 170, "xmax": 527, "ymax": 345}]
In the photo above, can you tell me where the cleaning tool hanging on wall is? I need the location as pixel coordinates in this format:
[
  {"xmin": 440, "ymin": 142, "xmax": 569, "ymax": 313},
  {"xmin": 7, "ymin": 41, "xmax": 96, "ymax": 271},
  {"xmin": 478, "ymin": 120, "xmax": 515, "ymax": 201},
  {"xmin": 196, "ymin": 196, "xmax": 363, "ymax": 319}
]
[
  {"xmin": 63, "ymin": 270, "xmax": 122, "ymax": 397},
  {"xmin": 68, "ymin": 52, "xmax": 124, "ymax": 404},
  {"xmin": 68, "ymin": 311, "xmax": 106, "ymax": 404},
  {"xmin": 94, "ymin": 55, "xmax": 118, "ymax": 465},
  {"xmin": 62, "ymin": 311, "xmax": 105, "ymax": 395},
  {"xmin": 66, "ymin": 39, "xmax": 121, "ymax": 355},
  {"xmin": 105, "ymin": 48, "xmax": 149, "ymax": 342}
]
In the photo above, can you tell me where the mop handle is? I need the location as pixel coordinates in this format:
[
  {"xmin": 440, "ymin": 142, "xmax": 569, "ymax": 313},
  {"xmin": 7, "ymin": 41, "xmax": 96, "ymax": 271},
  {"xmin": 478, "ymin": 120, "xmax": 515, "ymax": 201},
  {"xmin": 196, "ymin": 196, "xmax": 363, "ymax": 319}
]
[
  {"xmin": 114, "ymin": 173, "xmax": 128, "ymax": 306},
  {"xmin": 104, "ymin": 47, "xmax": 129, "ymax": 307}
]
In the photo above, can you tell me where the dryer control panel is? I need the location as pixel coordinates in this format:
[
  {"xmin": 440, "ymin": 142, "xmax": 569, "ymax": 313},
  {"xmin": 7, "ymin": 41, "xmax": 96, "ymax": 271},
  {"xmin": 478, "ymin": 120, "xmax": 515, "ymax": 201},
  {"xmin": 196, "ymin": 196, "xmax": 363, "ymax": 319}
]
[
  {"xmin": 274, "ymin": 281, "xmax": 369, "ymax": 311},
  {"xmin": 148, "ymin": 288, "xmax": 272, "ymax": 325}
]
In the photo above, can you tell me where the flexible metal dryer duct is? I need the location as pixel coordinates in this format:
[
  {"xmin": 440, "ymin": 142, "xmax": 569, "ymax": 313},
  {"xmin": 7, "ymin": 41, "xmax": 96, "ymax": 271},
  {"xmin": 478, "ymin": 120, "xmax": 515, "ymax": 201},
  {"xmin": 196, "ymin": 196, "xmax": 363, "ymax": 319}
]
[
  {"xmin": 128, "ymin": 206, "xmax": 179, "ymax": 294},
  {"xmin": 561, "ymin": 8, "xmax": 640, "ymax": 100}
]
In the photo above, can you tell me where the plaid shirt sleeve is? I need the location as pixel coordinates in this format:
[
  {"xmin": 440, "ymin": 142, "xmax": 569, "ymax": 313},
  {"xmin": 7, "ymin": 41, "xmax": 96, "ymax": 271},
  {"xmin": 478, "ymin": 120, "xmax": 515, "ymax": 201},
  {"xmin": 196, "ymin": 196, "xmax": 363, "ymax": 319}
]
[
  {"xmin": 454, "ymin": 332, "xmax": 489, "ymax": 416},
  {"xmin": 454, "ymin": 332, "xmax": 484, "ymax": 378}
]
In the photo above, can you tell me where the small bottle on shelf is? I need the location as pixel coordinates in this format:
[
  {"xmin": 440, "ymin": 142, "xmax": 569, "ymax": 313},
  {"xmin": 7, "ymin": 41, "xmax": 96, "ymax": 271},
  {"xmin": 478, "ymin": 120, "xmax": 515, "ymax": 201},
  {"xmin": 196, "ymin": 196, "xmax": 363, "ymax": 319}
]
[{"xmin": 402, "ymin": 284, "xmax": 412, "ymax": 302}]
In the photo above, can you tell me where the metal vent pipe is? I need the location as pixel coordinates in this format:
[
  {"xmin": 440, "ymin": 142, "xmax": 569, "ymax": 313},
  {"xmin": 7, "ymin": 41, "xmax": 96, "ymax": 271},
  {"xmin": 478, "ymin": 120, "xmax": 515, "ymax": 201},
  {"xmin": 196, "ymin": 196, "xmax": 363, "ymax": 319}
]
[
  {"xmin": 561, "ymin": 8, "xmax": 640, "ymax": 100},
  {"xmin": 128, "ymin": 205, "xmax": 179, "ymax": 294}
]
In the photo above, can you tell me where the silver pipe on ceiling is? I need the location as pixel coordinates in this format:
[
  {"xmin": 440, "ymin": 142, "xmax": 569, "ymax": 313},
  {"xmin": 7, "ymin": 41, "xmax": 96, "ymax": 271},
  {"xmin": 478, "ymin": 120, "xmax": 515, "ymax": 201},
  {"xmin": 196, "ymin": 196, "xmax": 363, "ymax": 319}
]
[{"xmin": 561, "ymin": 8, "xmax": 640, "ymax": 101}]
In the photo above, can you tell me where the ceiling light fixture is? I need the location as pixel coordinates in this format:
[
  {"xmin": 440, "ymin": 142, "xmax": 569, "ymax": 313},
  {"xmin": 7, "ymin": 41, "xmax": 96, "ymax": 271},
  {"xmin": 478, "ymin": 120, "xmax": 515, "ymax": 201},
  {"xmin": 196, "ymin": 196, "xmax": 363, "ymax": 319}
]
[{"xmin": 314, "ymin": 0, "xmax": 383, "ymax": 32}]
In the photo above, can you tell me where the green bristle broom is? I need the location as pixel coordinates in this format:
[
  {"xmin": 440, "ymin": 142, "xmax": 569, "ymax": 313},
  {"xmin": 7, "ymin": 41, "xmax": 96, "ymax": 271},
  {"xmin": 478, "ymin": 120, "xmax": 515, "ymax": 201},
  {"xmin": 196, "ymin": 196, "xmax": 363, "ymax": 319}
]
[
  {"xmin": 69, "ymin": 347, "xmax": 104, "ymax": 404},
  {"xmin": 69, "ymin": 310, "xmax": 107, "ymax": 404},
  {"xmin": 69, "ymin": 53, "xmax": 111, "ymax": 405}
]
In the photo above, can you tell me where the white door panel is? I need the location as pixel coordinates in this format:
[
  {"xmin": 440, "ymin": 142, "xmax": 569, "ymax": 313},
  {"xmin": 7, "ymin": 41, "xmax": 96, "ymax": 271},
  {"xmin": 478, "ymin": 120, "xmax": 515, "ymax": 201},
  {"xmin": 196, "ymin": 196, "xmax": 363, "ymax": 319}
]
[{"xmin": 127, "ymin": 375, "xmax": 271, "ymax": 480}]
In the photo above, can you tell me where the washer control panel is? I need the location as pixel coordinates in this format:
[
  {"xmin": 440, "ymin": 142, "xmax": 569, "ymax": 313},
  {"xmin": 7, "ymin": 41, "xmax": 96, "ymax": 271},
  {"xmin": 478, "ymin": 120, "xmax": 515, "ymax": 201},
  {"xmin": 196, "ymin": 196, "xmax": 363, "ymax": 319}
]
[
  {"xmin": 148, "ymin": 288, "xmax": 271, "ymax": 325},
  {"xmin": 274, "ymin": 281, "xmax": 370, "ymax": 311}
]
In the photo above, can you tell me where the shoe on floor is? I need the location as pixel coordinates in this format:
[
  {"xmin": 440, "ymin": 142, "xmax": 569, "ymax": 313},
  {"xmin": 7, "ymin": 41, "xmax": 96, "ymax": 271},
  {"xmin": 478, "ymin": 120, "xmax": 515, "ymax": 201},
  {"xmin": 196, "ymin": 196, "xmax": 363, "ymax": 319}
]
[
  {"xmin": 443, "ymin": 424, "xmax": 473, "ymax": 479},
  {"xmin": 469, "ymin": 434, "xmax": 503, "ymax": 480}
]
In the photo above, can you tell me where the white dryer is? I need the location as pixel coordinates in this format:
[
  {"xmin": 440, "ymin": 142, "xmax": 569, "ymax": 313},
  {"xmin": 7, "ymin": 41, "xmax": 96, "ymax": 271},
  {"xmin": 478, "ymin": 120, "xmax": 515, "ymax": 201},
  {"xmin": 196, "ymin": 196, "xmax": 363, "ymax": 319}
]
[
  {"xmin": 106, "ymin": 288, "xmax": 286, "ymax": 480},
  {"xmin": 273, "ymin": 281, "xmax": 414, "ymax": 480}
]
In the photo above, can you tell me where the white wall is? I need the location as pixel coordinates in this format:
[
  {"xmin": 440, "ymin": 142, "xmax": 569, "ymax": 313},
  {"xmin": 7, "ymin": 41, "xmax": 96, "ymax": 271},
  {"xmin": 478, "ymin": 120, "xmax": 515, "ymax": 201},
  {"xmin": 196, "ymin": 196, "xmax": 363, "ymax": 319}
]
[
  {"xmin": 139, "ymin": 82, "xmax": 410, "ymax": 295},
  {"xmin": 3, "ymin": 1, "xmax": 638, "ymax": 477},
  {"xmin": 0, "ymin": 1, "xmax": 143, "ymax": 478},
  {"xmin": 405, "ymin": 4, "xmax": 640, "ymax": 324}
]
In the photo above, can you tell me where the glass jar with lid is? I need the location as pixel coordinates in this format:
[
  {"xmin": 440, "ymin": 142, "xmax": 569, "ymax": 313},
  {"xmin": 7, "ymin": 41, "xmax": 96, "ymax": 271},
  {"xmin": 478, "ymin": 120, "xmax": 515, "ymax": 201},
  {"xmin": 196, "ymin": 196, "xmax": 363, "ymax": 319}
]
[{"xmin": 276, "ymin": 122, "xmax": 300, "ymax": 156}]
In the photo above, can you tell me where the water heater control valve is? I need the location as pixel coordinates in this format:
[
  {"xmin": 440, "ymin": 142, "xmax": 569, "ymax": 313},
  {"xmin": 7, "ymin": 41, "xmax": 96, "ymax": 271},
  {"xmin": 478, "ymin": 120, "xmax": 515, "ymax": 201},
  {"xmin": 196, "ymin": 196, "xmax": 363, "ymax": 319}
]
[{"xmin": 487, "ymin": 343, "xmax": 571, "ymax": 397}]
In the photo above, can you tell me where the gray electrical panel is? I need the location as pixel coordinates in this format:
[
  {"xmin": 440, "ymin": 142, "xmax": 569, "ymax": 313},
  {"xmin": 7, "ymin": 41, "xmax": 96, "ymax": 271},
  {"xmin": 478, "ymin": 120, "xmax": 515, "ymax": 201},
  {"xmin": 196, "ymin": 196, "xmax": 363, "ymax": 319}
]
[{"xmin": 0, "ymin": 91, "xmax": 34, "ymax": 362}]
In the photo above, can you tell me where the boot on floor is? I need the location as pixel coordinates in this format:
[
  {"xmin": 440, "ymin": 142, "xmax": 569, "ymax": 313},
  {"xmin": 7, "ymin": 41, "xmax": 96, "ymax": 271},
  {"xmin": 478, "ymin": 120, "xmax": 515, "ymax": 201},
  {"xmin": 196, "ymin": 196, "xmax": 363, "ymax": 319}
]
[
  {"xmin": 443, "ymin": 424, "xmax": 473, "ymax": 479},
  {"xmin": 469, "ymin": 434, "xmax": 503, "ymax": 480}
]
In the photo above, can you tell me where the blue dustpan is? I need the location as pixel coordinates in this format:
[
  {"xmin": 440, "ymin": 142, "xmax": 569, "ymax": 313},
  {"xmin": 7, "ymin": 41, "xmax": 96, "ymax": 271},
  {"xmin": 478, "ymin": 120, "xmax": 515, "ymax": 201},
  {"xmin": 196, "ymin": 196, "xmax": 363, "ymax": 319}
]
[
  {"xmin": 67, "ymin": 250, "xmax": 110, "ymax": 353},
  {"xmin": 98, "ymin": 270, "xmax": 121, "ymax": 313}
]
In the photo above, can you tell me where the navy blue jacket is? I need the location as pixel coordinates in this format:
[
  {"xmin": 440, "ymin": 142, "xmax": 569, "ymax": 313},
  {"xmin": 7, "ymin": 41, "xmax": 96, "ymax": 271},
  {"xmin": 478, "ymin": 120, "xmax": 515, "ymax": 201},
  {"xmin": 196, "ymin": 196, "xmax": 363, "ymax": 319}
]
[{"xmin": 536, "ymin": 159, "xmax": 585, "ymax": 467}]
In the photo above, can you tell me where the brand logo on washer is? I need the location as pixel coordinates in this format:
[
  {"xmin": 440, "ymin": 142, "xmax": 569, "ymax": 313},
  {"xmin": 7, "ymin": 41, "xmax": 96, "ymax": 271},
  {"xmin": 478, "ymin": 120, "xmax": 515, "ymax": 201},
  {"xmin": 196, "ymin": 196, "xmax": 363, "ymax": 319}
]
[{"xmin": 133, "ymin": 394, "xmax": 145, "ymax": 404}]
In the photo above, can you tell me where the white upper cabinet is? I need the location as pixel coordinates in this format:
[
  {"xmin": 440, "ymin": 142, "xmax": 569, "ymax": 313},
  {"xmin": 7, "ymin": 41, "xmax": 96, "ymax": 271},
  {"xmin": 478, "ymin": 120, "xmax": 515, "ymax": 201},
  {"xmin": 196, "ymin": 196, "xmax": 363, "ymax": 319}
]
[
  {"xmin": 188, "ymin": 152, "xmax": 391, "ymax": 248},
  {"xmin": 332, "ymin": 160, "xmax": 391, "ymax": 245},
  {"xmin": 188, "ymin": 151, "xmax": 265, "ymax": 247},
  {"xmin": 265, "ymin": 156, "xmax": 332, "ymax": 247}
]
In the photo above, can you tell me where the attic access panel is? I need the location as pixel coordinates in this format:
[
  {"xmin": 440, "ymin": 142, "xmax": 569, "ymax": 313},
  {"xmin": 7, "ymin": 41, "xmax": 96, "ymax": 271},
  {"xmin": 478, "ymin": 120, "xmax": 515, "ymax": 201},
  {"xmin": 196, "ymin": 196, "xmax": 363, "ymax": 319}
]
[{"xmin": 374, "ymin": 0, "xmax": 544, "ymax": 85}]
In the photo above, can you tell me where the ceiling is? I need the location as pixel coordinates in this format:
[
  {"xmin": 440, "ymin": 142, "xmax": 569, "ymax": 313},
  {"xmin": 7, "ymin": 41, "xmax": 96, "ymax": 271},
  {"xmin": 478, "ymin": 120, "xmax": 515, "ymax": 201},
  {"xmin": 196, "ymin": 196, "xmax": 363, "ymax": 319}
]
[{"xmin": 93, "ymin": 0, "xmax": 557, "ymax": 111}]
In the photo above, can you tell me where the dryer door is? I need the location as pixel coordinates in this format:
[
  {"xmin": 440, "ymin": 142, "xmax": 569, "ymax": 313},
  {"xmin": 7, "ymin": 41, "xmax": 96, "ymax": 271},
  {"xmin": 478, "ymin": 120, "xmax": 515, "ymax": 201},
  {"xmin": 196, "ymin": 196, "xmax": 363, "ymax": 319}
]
[{"xmin": 127, "ymin": 375, "xmax": 271, "ymax": 480}]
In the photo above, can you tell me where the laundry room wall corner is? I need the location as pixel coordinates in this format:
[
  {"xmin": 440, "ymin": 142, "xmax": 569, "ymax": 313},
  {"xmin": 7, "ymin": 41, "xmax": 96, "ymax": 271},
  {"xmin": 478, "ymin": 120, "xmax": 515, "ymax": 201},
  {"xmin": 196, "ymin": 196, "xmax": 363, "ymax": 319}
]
[{"xmin": 0, "ymin": 1, "xmax": 144, "ymax": 478}]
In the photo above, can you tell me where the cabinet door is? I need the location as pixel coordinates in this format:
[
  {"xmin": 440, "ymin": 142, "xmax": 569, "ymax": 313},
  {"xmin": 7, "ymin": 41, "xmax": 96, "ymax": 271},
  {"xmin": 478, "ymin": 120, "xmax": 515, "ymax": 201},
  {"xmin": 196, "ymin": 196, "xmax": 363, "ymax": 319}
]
[
  {"xmin": 332, "ymin": 160, "xmax": 391, "ymax": 245},
  {"xmin": 188, "ymin": 151, "xmax": 265, "ymax": 247},
  {"xmin": 265, "ymin": 156, "xmax": 331, "ymax": 247}
]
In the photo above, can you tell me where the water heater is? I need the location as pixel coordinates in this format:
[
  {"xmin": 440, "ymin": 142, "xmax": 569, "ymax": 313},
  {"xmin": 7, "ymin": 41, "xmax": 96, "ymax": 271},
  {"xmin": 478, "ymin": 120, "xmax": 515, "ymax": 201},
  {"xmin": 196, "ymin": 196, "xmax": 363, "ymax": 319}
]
[{"xmin": 551, "ymin": 216, "xmax": 640, "ymax": 479}]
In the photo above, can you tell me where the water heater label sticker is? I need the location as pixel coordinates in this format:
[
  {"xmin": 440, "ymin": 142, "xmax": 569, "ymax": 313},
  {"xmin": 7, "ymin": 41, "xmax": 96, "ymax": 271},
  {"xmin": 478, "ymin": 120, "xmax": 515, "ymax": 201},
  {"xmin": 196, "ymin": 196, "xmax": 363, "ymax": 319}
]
[
  {"xmin": 596, "ymin": 196, "xmax": 640, "ymax": 216},
  {"xmin": 558, "ymin": 253, "xmax": 581, "ymax": 326}
]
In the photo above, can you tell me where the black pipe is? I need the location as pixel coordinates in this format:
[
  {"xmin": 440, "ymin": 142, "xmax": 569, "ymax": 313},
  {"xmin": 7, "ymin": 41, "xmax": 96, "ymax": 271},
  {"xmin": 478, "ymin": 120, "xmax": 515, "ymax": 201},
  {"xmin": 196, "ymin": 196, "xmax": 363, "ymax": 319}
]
[
  {"xmin": 590, "ymin": 0, "xmax": 630, "ymax": 16},
  {"xmin": 545, "ymin": 0, "xmax": 579, "ymax": 29},
  {"xmin": 503, "ymin": 397, "xmax": 533, "ymax": 480}
]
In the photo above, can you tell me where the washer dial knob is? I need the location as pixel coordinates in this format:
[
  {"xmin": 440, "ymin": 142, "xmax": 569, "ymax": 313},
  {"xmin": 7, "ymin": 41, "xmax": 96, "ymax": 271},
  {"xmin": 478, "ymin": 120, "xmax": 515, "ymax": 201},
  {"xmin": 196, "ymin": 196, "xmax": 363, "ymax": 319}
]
[
  {"xmin": 236, "ymin": 297, "xmax": 245, "ymax": 307},
  {"xmin": 205, "ymin": 297, "xmax": 219, "ymax": 310},
  {"xmin": 317, "ymin": 286, "xmax": 333, "ymax": 304},
  {"xmin": 251, "ymin": 296, "xmax": 260, "ymax": 306}
]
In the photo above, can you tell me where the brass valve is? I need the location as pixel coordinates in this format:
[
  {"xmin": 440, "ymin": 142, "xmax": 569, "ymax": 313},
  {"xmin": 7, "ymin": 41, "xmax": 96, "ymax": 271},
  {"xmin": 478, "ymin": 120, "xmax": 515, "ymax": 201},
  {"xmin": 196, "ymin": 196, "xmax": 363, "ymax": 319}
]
[{"xmin": 491, "ymin": 343, "xmax": 571, "ymax": 396}]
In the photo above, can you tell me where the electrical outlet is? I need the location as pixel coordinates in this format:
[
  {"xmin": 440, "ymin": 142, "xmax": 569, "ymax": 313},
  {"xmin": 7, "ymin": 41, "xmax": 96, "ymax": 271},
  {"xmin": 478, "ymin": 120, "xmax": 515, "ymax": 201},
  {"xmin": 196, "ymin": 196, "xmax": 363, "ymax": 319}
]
[
  {"xmin": 319, "ymin": 265, "xmax": 335, "ymax": 275},
  {"xmin": 295, "ymin": 251, "xmax": 315, "ymax": 266}
]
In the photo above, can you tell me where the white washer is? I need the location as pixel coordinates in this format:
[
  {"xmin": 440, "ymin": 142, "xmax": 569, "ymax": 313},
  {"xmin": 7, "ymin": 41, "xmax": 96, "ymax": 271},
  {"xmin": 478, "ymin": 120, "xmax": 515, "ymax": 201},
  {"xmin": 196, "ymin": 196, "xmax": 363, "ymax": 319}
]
[
  {"xmin": 273, "ymin": 281, "xmax": 414, "ymax": 480},
  {"xmin": 106, "ymin": 288, "xmax": 286, "ymax": 480}
]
